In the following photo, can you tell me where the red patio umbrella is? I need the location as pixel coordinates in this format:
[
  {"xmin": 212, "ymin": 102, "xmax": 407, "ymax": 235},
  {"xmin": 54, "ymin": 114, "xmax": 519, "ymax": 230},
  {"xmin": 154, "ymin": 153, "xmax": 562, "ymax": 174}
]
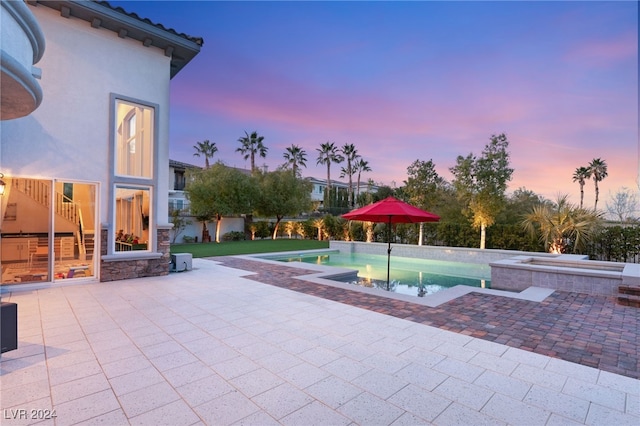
[{"xmin": 342, "ymin": 197, "xmax": 440, "ymax": 290}]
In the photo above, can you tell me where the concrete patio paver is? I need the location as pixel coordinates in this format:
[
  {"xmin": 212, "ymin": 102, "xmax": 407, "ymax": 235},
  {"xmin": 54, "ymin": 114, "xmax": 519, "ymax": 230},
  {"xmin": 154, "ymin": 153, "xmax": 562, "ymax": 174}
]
[{"xmin": 0, "ymin": 258, "xmax": 638, "ymax": 425}]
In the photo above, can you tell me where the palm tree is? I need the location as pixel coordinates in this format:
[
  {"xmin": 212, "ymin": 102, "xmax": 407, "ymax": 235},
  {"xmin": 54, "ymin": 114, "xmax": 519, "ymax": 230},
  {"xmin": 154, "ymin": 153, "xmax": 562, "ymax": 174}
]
[
  {"xmin": 312, "ymin": 217, "xmax": 324, "ymax": 241},
  {"xmin": 572, "ymin": 166, "xmax": 590, "ymax": 209},
  {"xmin": 283, "ymin": 144, "xmax": 307, "ymax": 177},
  {"xmin": 236, "ymin": 131, "xmax": 268, "ymax": 173},
  {"xmin": 316, "ymin": 142, "xmax": 344, "ymax": 203},
  {"xmin": 340, "ymin": 143, "xmax": 359, "ymax": 207},
  {"xmin": 587, "ymin": 158, "xmax": 608, "ymax": 210},
  {"xmin": 193, "ymin": 140, "xmax": 218, "ymax": 169},
  {"xmin": 522, "ymin": 194, "xmax": 602, "ymax": 254},
  {"xmin": 284, "ymin": 221, "xmax": 296, "ymax": 239},
  {"xmin": 354, "ymin": 158, "xmax": 371, "ymax": 205}
]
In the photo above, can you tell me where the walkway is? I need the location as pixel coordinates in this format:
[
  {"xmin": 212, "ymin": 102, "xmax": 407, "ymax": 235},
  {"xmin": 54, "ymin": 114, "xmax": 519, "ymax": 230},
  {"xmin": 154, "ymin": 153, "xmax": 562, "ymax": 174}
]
[
  {"xmin": 218, "ymin": 256, "xmax": 639, "ymax": 379},
  {"xmin": 0, "ymin": 258, "xmax": 638, "ymax": 425}
]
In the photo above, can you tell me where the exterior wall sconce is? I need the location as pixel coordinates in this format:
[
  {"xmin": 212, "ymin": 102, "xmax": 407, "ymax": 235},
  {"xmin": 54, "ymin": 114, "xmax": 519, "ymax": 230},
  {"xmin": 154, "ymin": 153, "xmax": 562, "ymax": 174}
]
[{"xmin": 0, "ymin": 173, "xmax": 5, "ymax": 196}]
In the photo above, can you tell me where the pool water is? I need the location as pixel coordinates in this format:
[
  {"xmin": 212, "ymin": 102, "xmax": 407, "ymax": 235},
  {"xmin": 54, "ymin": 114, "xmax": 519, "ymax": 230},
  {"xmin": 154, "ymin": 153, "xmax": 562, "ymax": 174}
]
[{"xmin": 275, "ymin": 252, "xmax": 491, "ymax": 297}]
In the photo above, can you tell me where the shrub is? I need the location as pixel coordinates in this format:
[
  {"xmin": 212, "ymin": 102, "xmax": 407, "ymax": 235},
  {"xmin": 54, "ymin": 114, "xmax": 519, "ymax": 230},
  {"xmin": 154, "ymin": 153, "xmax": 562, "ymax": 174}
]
[
  {"xmin": 222, "ymin": 231, "xmax": 245, "ymax": 241},
  {"xmin": 587, "ymin": 224, "xmax": 640, "ymax": 262},
  {"xmin": 253, "ymin": 221, "xmax": 271, "ymax": 239}
]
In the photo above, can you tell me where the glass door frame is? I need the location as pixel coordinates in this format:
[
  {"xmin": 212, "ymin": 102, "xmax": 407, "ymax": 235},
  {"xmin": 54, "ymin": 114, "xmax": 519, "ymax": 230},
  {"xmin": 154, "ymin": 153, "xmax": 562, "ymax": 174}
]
[
  {"xmin": 0, "ymin": 175, "xmax": 99, "ymax": 288},
  {"xmin": 52, "ymin": 179, "xmax": 99, "ymax": 283}
]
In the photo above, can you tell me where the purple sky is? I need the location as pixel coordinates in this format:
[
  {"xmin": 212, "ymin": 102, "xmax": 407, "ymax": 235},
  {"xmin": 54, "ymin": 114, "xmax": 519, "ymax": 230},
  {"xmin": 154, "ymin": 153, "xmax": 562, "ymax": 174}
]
[{"xmin": 113, "ymin": 0, "xmax": 638, "ymax": 209}]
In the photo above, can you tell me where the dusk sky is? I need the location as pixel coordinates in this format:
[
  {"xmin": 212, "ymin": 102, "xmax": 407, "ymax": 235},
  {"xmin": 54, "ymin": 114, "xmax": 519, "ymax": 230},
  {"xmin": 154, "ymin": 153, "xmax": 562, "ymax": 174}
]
[{"xmin": 112, "ymin": 0, "xmax": 638, "ymax": 209}]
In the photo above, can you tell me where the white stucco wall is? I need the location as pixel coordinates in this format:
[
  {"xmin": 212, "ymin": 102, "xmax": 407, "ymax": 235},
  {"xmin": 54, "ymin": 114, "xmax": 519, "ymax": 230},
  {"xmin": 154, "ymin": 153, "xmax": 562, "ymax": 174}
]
[
  {"xmin": 1, "ymin": 3, "xmax": 171, "ymax": 225},
  {"xmin": 171, "ymin": 217, "xmax": 245, "ymax": 243},
  {"xmin": 1, "ymin": 1, "xmax": 39, "ymax": 68}
]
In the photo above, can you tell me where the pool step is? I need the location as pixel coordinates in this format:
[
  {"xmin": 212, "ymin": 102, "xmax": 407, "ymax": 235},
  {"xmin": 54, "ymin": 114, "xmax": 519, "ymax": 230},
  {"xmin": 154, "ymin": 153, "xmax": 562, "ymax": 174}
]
[{"xmin": 617, "ymin": 285, "xmax": 640, "ymax": 308}]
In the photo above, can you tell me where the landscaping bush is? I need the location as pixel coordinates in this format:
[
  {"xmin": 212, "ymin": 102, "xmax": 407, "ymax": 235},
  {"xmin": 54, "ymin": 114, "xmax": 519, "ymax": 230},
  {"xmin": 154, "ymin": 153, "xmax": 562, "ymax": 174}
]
[
  {"xmin": 222, "ymin": 231, "xmax": 246, "ymax": 241},
  {"xmin": 253, "ymin": 221, "xmax": 271, "ymax": 239},
  {"xmin": 302, "ymin": 219, "xmax": 318, "ymax": 240},
  {"xmin": 267, "ymin": 213, "xmax": 638, "ymax": 263},
  {"xmin": 587, "ymin": 225, "xmax": 640, "ymax": 263}
]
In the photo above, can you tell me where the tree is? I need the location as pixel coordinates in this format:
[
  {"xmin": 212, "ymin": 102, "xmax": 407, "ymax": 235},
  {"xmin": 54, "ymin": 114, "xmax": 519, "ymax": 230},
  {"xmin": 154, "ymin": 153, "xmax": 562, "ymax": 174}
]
[
  {"xmin": 572, "ymin": 166, "xmax": 590, "ymax": 209},
  {"xmin": 587, "ymin": 158, "xmax": 608, "ymax": 210},
  {"xmin": 356, "ymin": 178, "xmax": 376, "ymax": 207},
  {"xmin": 404, "ymin": 159, "xmax": 445, "ymax": 209},
  {"xmin": 339, "ymin": 143, "xmax": 359, "ymax": 208},
  {"xmin": 295, "ymin": 222, "xmax": 306, "ymax": 239},
  {"xmin": 354, "ymin": 158, "xmax": 372, "ymax": 205},
  {"xmin": 497, "ymin": 187, "xmax": 546, "ymax": 225},
  {"xmin": 316, "ymin": 142, "xmax": 344, "ymax": 208},
  {"xmin": 373, "ymin": 185, "xmax": 397, "ymax": 201},
  {"xmin": 185, "ymin": 163, "xmax": 258, "ymax": 243},
  {"xmin": 325, "ymin": 186, "xmax": 350, "ymax": 215},
  {"xmin": 606, "ymin": 187, "xmax": 639, "ymax": 223},
  {"xmin": 312, "ymin": 217, "xmax": 324, "ymax": 241},
  {"xmin": 403, "ymin": 159, "xmax": 445, "ymax": 245},
  {"xmin": 254, "ymin": 170, "xmax": 313, "ymax": 239},
  {"xmin": 193, "ymin": 140, "xmax": 218, "ymax": 169},
  {"xmin": 522, "ymin": 194, "xmax": 602, "ymax": 253},
  {"xmin": 236, "ymin": 131, "xmax": 268, "ymax": 173},
  {"xmin": 450, "ymin": 133, "xmax": 514, "ymax": 249},
  {"xmin": 284, "ymin": 221, "xmax": 297, "ymax": 239},
  {"xmin": 282, "ymin": 144, "xmax": 307, "ymax": 177},
  {"xmin": 169, "ymin": 209, "xmax": 191, "ymax": 243}
]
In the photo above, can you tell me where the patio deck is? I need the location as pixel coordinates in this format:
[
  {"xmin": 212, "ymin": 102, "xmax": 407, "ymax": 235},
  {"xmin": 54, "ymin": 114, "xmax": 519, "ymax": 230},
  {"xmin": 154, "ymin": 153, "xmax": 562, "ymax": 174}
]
[{"xmin": 1, "ymin": 257, "xmax": 638, "ymax": 425}]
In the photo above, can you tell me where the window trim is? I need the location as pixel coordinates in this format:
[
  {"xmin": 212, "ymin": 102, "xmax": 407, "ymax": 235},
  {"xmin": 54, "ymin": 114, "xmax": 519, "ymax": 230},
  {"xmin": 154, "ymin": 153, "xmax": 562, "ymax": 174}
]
[
  {"xmin": 109, "ymin": 94, "xmax": 160, "ymax": 256},
  {"xmin": 115, "ymin": 99, "xmax": 154, "ymax": 179}
]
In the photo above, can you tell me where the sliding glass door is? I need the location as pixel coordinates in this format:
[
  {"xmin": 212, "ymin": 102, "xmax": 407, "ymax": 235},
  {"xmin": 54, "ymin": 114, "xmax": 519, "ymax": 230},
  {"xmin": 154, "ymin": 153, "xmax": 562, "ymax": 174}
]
[
  {"xmin": 1, "ymin": 177, "xmax": 97, "ymax": 285},
  {"xmin": 52, "ymin": 181, "xmax": 97, "ymax": 280}
]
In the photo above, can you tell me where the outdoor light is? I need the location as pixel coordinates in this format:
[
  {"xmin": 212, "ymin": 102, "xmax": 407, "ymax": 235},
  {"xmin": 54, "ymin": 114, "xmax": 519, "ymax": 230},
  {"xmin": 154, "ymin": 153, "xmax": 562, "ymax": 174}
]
[{"xmin": 0, "ymin": 173, "xmax": 5, "ymax": 196}]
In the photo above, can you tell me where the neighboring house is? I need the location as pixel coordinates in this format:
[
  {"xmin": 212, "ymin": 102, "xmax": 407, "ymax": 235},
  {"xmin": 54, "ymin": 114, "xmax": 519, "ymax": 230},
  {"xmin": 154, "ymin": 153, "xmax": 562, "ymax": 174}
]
[
  {"xmin": 166, "ymin": 164, "xmax": 378, "ymax": 242},
  {"xmin": 168, "ymin": 159, "xmax": 199, "ymax": 217},
  {"xmin": 168, "ymin": 159, "xmax": 244, "ymax": 243},
  {"xmin": 307, "ymin": 176, "xmax": 379, "ymax": 210},
  {"xmin": 1, "ymin": 0, "xmax": 202, "ymax": 288}
]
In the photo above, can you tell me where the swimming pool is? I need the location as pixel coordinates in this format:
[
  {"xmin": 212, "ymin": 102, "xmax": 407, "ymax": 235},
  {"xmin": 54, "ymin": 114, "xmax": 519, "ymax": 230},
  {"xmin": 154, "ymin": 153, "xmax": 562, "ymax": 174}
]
[{"xmin": 274, "ymin": 251, "xmax": 491, "ymax": 297}]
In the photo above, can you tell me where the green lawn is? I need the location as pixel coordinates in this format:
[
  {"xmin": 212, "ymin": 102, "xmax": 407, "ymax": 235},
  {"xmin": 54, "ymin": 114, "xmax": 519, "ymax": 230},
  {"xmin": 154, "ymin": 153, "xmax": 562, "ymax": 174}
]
[{"xmin": 170, "ymin": 239, "xmax": 330, "ymax": 258}]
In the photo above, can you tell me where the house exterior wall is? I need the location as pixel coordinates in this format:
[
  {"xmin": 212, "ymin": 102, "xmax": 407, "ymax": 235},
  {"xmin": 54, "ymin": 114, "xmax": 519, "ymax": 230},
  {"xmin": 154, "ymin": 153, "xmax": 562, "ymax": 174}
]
[
  {"xmin": 3, "ymin": 4, "xmax": 170, "ymax": 212},
  {"xmin": 1, "ymin": 3, "xmax": 177, "ymax": 284}
]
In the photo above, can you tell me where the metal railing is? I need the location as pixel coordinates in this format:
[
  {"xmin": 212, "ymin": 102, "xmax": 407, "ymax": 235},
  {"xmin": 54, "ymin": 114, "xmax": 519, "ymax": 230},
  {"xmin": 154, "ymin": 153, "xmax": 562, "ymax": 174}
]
[{"xmin": 168, "ymin": 200, "xmax": 191, "ymax": 216}]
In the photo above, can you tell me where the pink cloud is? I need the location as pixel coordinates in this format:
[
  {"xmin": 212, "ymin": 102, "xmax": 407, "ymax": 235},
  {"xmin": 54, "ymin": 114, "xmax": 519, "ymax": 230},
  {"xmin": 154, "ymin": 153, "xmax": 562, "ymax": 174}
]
[{"xmin": 565, "ymin": 30, "xmax": 638, "ymax": 66}]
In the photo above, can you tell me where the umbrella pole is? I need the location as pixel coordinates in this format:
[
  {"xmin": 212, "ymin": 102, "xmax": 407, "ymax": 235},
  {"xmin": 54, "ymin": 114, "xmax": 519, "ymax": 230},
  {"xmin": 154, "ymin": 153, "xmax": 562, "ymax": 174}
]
[{"xmin": 387, "ymin": 216, "xmax": 391, "ymax": 291}]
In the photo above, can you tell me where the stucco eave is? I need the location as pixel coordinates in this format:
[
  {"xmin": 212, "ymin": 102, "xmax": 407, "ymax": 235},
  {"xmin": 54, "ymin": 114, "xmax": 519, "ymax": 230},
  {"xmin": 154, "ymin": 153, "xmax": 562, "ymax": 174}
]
[{"xmin": 33, "ymin": 0, "xmax": 201, "ymax": 78}]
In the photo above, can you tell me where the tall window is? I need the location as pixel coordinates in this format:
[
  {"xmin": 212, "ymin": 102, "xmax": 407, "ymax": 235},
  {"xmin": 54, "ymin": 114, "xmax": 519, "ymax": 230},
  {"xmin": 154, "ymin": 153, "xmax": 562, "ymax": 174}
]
[
  {"xmin": 115, "ymin": 186, "xmax": 150, "ymax": 251},
  {"xmin": 174, "ymin": 170, "xmax": 186, "ymax": 190},
  {"xmin": 116, "ymin": 100, "xmax": 153, "ymax": 178},
  {"xmin": 113, "ymin": 97, "xmax": 156, "ymax": 253}
]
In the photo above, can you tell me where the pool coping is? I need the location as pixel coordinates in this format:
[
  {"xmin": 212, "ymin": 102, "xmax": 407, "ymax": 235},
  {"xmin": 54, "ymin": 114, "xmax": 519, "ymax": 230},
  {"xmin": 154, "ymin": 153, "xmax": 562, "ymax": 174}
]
[{"xmin": 241, "ymin": 249, "xmax": 556, "ymax": 307}]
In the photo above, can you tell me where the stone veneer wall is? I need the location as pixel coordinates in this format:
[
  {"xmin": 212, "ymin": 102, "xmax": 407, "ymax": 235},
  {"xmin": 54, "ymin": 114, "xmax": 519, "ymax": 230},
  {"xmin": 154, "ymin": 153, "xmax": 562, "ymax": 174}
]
[
  {"xmin": 490, "ymin": 264, "xmax": 621, "ymax": 296},
  {"xmin": 490, "ymin": 256, "xmax": 640, "ymax": 296},
  {"xmin": 100, "ymin": 228, "xmax": 171, "ymax": 282}
]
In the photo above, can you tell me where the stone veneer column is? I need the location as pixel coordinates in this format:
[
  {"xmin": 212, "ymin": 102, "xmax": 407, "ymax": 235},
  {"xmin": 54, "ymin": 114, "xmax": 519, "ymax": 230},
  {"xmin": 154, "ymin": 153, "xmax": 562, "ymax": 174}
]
[{"xmin": 100, "ymin": 226, "xmax": 171, "ymax": 282}]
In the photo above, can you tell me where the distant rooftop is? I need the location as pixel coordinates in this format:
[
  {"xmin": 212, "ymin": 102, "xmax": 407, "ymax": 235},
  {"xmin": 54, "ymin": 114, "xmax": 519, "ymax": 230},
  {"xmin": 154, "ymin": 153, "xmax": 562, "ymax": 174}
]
[{"xmin": 170, "ymin": 159, "xmax": 201, "ymax": 170}]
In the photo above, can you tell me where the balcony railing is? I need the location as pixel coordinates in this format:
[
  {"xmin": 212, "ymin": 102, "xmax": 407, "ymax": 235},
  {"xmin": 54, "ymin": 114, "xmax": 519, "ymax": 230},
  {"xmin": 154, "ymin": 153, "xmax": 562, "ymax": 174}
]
[{"xmin": 168, "ymin": 200, "xmax": 191, "ymax": 216}]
